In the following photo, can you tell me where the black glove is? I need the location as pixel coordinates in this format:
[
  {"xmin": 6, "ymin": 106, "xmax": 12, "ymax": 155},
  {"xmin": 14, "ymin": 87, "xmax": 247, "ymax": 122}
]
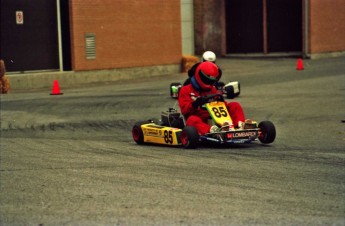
[{"xmin": 192, "ymin": 96, "xmax": 208, "ymax": 108}]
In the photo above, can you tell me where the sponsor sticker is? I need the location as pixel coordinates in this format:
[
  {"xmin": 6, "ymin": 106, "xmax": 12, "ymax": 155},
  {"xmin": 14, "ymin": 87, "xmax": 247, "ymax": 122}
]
[
  {"xmin": 227, "ymin": 131, "xmax": 257, "ymax": 139},
  {"xmin": 144, "ymin": 128, "xmax": 159, "ymax": 136}
]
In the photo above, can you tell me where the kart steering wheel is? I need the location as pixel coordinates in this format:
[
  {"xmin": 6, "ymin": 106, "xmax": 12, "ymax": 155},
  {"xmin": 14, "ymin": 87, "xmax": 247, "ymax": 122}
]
[{"xmin": 203, "ymin": 93, "xmax": 224, "ymax": 103}]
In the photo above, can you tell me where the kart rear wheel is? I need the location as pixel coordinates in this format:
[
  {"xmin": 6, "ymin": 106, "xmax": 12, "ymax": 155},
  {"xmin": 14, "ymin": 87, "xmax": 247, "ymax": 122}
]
[
  {"xmin": 258, "ymin": 121, "xmax": 276, "ymax": 144},
  {"xmin": 180, "ymin": 126, "xmax": 199, "ymax": 149},
  {"xmin": 225, "ymin": 85, "xmax": 235, "ymax": 99},
  {"xmin": 132, "ymin": 122, "xmax": 145, "ymax": 144}
]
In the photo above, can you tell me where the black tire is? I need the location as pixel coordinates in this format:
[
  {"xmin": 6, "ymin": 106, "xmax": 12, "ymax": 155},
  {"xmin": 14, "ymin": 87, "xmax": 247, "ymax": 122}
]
[
  {"xmin": 258, "ymin": 121, "xmax": 276, "ymax": 144},
  {"xmin": 225, "ymin": 85, "xmax": 235, "ymax": 99},
  {"xmin": 180, "ymin": 126, "xmax": 199, "ymax": 149},
  {"xmin": 132, "ymin": 121, "xmax": 148, "ymax": 144},
  {"xmin": 170, "ymin": 82, "xmax": 181, "ymax": 98}
]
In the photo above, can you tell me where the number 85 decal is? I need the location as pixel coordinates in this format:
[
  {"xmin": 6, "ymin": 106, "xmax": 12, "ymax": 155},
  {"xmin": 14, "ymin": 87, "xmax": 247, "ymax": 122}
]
[
  {"xmin": 211, "ymin": 106, "xmax": 228, "ymax": 118},
  {"xmin": 164, "ymin": 130, "xmax": 173, "ymax": 144}
]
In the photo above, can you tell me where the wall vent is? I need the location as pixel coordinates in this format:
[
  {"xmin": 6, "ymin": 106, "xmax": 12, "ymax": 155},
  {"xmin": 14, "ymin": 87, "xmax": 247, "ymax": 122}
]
[{"xmin": 85, "ymin": 33, "xmax": 96, "ymax": 59}]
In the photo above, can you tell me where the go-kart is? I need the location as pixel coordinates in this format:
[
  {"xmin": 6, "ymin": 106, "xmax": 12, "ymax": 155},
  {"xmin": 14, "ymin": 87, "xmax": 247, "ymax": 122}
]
[
  {"xmin": 170, "ymin": 80, "xmax": 240, "ymax": 99},
  {"xmin": 132, "ymin": 94, "xmax": 276, "ymax": 149}
]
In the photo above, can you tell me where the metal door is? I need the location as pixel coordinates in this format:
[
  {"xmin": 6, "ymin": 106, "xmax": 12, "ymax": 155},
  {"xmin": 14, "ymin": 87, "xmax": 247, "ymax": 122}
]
[{"xmin": 0, "ymin": 0, "xmax": 59, "ymax": 72}]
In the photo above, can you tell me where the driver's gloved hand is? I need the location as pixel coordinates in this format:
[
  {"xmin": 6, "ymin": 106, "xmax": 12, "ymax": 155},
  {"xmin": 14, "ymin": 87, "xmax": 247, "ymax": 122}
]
[{"xmin": 192, "ymin": 96, "xmax": 208, "ymax": 108}]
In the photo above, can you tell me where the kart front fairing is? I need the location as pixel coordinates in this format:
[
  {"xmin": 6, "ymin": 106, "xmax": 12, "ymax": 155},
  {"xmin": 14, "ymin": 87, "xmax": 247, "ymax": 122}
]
[{"xmin": 201, "ymin": 128, "xmax": 260, "ymax": 144}]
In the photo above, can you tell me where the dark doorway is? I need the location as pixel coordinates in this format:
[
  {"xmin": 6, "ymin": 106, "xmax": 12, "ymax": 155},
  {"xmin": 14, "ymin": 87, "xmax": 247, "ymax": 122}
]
[
  {"xmin": 0, "ymin": 0, "xmax": 59, "ymax": 72},
  {"xmin": 266, "ymin": 0, "xmax": 302, "ymax": 52},
  {"xmin": 225, "ymin": 0, "xmax": 263, "ymax": 53},
  {"xmin": 225, "ymin": 0, "xmax": 302, "ymax": 54}
]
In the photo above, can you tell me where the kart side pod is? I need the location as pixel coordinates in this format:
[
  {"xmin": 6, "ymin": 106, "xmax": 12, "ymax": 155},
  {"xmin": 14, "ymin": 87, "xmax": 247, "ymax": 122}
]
[{"xmin": 132, "ymin": 121, "xmax": 183, "ymax": 146}]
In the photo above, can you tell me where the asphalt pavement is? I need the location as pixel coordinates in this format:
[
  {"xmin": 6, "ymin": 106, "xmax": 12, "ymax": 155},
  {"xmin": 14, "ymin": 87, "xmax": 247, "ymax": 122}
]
[{"xmin": 0, "ymin": 56, "xmax": 344, "ymax": 226}]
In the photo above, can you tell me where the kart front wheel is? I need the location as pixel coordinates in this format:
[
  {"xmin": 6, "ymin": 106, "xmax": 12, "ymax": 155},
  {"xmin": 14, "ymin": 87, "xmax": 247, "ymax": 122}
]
[
  {"xmin": 180, "ymin": 126, "xmax": 199, "ymax": 149},
  {"xmin": 258, "ymin": 121, "xmax": 276, "ymax": 144},
  {"xmin": 132, "ymin": 122, "xmax": 145, "ymax": 144}
]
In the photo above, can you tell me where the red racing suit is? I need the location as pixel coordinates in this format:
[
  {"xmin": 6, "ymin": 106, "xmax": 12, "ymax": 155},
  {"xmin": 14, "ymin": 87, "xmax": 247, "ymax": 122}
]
[{"xmin": 178, "ymin": 84, "xmax": 245, "ymax": 135}]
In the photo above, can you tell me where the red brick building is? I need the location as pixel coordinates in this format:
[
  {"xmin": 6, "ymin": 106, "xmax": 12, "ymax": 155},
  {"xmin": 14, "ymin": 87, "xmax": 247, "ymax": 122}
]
[
  {"xmin": 1, "ymin": 0, "xmax": 344, "ymax": 73},
  {"xmin": 69, "ymin": 0, "xmax": 182, "ymax": 71}
]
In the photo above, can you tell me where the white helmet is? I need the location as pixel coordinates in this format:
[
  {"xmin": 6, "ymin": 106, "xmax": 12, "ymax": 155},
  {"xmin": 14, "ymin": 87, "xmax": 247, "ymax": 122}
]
[{"xmin": 202, "ymin": 51, "xmax": 216, "ymax": 62}]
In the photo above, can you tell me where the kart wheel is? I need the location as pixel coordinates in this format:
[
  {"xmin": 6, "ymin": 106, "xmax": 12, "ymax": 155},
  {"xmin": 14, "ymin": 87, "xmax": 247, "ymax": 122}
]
[
  {"xmin": 225, "ymin": 85, "xmax": 235, "ymax": 99},
  {"xmin": 180, "ymin": 126, "xmax": 199, "ymax": 149},
  {"xmin": 132, "ymin": 122, "xmax": 145, "ymax": 144},
  {"xmin": 170, "ymin": 82, "xmax": 181, "ymax": 98},
  {"xmin": 258, "ymin": 121, "xmax": 276, "ymax": 144}
]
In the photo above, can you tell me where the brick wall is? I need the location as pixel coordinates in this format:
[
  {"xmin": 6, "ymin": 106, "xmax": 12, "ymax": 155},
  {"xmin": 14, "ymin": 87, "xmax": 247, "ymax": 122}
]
[
  {"xmin": 70, "ymin": 0, "xmax": 182, "ymax": 71},
  {"xmin": 309, "ymin": 0, "xmax": 345, "ymax": 54}
]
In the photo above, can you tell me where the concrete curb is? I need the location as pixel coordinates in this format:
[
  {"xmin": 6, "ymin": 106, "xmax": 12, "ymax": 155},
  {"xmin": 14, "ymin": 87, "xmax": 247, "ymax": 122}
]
[{"xmin": 7, "ymin": 64, "xmax": 181, "ymax": 90}]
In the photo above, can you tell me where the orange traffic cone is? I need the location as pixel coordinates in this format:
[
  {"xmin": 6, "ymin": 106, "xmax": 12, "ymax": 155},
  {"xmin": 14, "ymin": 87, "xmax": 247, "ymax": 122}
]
[
  {"xmin": 50, "ymin": 80, "xmax": 63, "ymax": 95},
  {"xmin": 296, "ymin": 58, "xmax": 304, "ymax": 70}
]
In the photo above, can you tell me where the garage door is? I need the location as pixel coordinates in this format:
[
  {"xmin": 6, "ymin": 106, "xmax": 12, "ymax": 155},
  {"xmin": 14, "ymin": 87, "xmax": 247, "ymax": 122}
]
[{"xmin": 226, "ymin": 0, "xmax": 302, "ymax": 54}]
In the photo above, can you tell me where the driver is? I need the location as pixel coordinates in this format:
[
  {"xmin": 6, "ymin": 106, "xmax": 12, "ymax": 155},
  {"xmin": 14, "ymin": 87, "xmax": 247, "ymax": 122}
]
[{"xmin": 178, "ymin": 61, "xmax": 246, "ymax": 135}]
